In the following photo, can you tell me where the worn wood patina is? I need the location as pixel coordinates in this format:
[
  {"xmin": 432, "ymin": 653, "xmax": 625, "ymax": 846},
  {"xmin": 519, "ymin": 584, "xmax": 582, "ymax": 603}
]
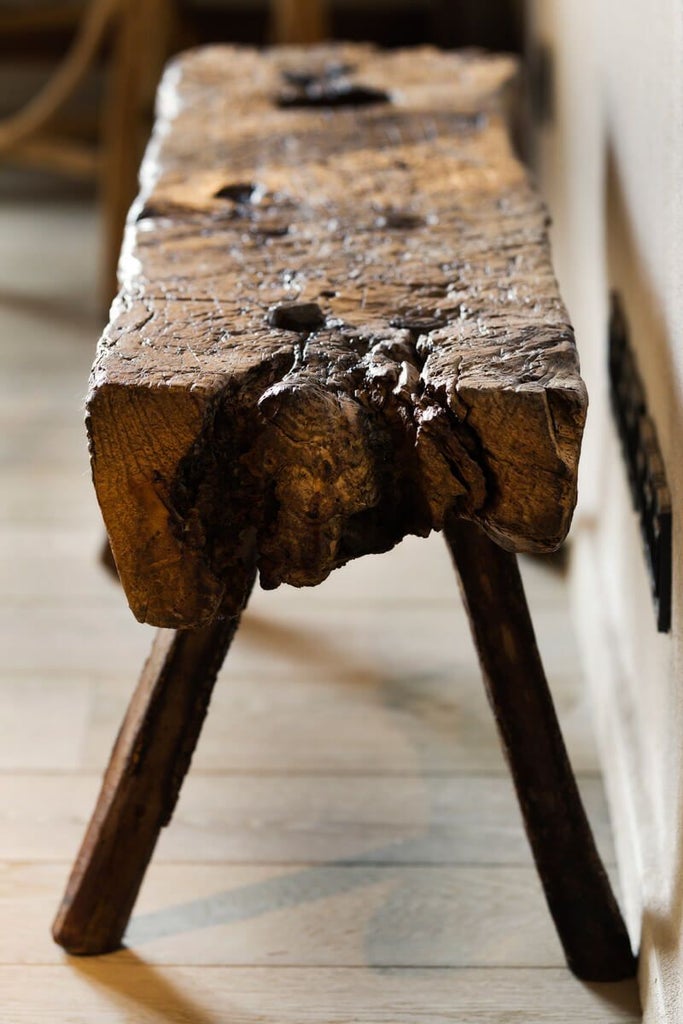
[
  {"xmin": 87, "ymin": 44, "xmax": 587, "ymax": 629},
  {"xmin": 53, "ymin": 46, "xmax": 636, "ymax": 983}
]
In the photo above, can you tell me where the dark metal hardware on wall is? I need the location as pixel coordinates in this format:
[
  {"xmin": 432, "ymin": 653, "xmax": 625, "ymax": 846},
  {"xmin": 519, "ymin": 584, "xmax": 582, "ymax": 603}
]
[{"xmin": 608, "ymin": 293, "xmax": 672, "ymax": 632}]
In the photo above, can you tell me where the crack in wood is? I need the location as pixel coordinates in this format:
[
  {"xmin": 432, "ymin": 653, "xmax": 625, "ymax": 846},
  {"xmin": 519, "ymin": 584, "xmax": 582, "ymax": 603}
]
[{"xmin": 87, "ymin": 45, "xmax": 587, "ymax": 627}]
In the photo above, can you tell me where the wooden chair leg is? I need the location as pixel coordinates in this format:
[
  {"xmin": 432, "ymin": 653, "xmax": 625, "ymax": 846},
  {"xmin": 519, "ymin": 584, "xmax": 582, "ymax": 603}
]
[
  {"xmin": 444, "ymin": 515, "xmax": 636, "ymax": 982},
  {"xmin": 52, "ymin": 612, "xmax": 244, "ymax": 955},
  {"xmin": 270, "ymin": 0, "xmax": 329, "ymax": 44},
  {"xmin": 99, "ymin": 535, "xmax": 119, "ymax": 580}
]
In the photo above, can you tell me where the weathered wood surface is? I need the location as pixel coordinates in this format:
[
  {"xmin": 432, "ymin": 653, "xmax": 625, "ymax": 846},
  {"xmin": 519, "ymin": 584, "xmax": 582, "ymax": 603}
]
[
  {"xmin": 52, "ymin": 612, "xmax": 245, "ymax": 954},
  {"xmin": 444, "ymin": 517, "xmax": 635, "ymax": 981},
  {"xmin": 88, "ymin": 44, "xmax": 587, "ymax": 628}
]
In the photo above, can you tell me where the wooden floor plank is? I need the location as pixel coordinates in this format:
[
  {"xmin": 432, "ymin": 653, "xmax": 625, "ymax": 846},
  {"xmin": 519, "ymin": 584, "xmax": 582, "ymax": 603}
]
[
  {"xmin": 0, "ymin": 416, "xmax": 90, "ymax": 473},
  {"xmin": 82, "ymin": 668, "xmax": 510, "ymax": 775},
  {"xmin": 3, "ymin": 861, "xmax": 628, "ymax": 967},
  {"xmin": 0, "ymin": 526, "xmax": 116, "ymax": 602},
  {"xmin": 0, "ymin": 654, "xmax": 599, "ymax": 774},
  {"xmin": 0, "ymin": 523, "xmax": 569, "ymax": 604},
  {"xmin": 1, "ymin": 606, "xmax": 577, "ymax": 702},
  {"xmin": 0, "ymin": 679, "xmax": 92, "ymax": 772},
  {"xmin": 0, "ymin": 965, "xmax": 641, "ymax": 1023},
  {"xmin": 0, "ymin": 772, "xmax": 615, "ymax": 866},
  {"xmin": 0, "ymin": 468, "xmax": 100, "ymax": 526}
]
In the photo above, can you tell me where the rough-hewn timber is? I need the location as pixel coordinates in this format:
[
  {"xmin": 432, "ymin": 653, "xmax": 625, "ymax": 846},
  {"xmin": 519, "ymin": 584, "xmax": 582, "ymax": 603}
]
[
  {"xmin": 444, "ymin": 516, "xmax": 636, "ymax": 982},
  {"xmin": 52, "ymin": 610, "xmax": 246, "ymax": 954},
  {"xmin": 88, "ymin": 45, "xmax": 587, "ymax": 628}
]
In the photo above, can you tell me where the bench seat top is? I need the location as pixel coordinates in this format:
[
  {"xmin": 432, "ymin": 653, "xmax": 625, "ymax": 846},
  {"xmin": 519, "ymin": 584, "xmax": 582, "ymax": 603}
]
[{"xmin": 88, "ymin": 44, "xmax": 587, "ymax": 628}]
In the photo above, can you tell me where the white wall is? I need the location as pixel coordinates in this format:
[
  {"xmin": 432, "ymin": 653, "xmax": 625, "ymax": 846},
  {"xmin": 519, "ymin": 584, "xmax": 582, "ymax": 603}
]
[{"xmin": 530, "ymin": 2, "xmax": 683, "ymax": 1020}]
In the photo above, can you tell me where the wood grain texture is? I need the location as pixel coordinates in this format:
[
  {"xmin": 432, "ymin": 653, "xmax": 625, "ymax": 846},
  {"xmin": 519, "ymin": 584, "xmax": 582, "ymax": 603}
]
[
  {"xmin": 87, "ymin": 44, "xmax": 587, "ymax": 628},
  {"xmin": 52, "ymin": 615, "xmax": 244, "ymax": 955},
  {"xmin": 445, "ymin": 517, "xmax": 635, "ymax": 982},
  {"xmin": 6, "ymin": 861, "xmax": 610, "ymax": 966},
  {"xmin": 0, "ymin": 772, "xmax": 615, "ymax": 866},
  {"xmin": 0, "ymin": 965, "xmax": 640, "ymax": 1023}
]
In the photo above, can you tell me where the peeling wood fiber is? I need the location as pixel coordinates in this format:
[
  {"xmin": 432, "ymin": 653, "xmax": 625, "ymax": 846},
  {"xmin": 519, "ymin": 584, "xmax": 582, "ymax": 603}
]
[{"xmin": 87, "ymin": 45, "xmax": 587, "ymax": 628}]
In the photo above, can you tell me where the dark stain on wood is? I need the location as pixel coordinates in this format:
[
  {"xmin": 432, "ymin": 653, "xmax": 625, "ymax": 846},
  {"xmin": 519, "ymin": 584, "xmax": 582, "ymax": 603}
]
[
  {"xmin": 213, "ymin": 181, "xmax": 258, "ymax": 203},
  {"xmin": 267, "ymin": 301, "xmax": 327, "ymax": 332},
  {"xmin": 277, "ymin": 80, "xmax": 391, "ymax": 109}
]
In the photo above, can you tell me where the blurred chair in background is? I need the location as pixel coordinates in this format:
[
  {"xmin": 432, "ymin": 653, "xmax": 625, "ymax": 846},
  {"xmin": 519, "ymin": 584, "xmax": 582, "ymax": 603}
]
[
  {"xmin": 0, "ymin": 0, "xmax": 179, "ymax": 305},
  {"xmin": 0, "ymin": 0, "xmax": 328, "ymax": 305}
]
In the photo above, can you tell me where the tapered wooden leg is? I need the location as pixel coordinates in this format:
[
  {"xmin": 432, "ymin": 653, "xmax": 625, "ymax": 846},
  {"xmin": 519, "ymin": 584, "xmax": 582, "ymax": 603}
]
[
  {"xmin": 444, "ymin": 516, "xmax": 636, "ymax": 981},
  {"xmin": 52, "ymin": 612, "xmax": 243, "ymax": 955},
  {"xmin": 99, "ymin": 535, "xmax": 119, "ymax": 580}
]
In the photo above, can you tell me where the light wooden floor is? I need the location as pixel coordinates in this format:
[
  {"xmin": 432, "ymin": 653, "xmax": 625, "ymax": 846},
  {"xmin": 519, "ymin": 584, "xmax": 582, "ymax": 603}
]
[{"xmin": 0, "ymin": 188, "xmax": 641, "ymax": 1022}]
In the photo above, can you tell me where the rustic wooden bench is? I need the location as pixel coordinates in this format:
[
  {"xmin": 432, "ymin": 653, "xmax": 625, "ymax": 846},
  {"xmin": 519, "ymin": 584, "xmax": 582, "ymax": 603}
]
[{"xmin": 51, "ymin": 44, "xmax": 636, "ymax": 981}]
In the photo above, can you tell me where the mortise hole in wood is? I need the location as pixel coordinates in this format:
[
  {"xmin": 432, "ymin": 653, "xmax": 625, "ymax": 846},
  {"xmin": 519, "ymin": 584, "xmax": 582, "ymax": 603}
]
[
  {"xmin": 214, "ymin": 182, "xmax": 257, "ymax": 203},
  {"xmin": 267, "ymin": 301, "xmax": 326, "ymax": 332},
  {"xmin": 252, "ymin": 223, "xmax": 290, "ymax": 238},
  {"xmin": 374, "ymin": 208, "xmax": 425, "ymax": 230},
  {"xmin": 277, "ymin": 82, "xmax": 391, "ymax": 109},
  {"xmin": 281, "ymin": 63, "xmax": 356, "ymax": 88}
]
